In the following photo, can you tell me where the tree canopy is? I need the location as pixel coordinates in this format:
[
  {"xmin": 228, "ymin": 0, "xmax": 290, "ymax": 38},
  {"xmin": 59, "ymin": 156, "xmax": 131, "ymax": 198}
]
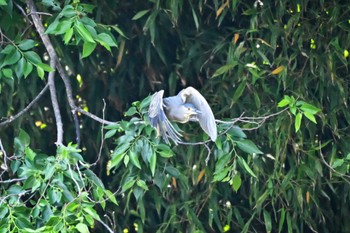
[{"xmin": 0, "ymin": 0, "xmax": 350, "ymax": 232}]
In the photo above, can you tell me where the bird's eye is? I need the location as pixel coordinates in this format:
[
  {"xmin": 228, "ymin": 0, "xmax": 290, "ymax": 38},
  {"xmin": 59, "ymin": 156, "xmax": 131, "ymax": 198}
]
[{"xmin": 187, "ymin": 107, "xmax": 191, "ymax": 110}]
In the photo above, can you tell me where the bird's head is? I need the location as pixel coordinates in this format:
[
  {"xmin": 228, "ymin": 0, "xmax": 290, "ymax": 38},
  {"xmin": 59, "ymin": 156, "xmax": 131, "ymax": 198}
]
[{"xmin": 181, "ymin": 103, "xmax": 200, "ymax": 122}]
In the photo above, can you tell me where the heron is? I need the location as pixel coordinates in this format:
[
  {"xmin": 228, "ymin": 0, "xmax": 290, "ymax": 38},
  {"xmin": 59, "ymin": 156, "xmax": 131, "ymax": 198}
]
[{"xmin": 148, "ymin": 86, "xmax": 217, "ymax": 144}]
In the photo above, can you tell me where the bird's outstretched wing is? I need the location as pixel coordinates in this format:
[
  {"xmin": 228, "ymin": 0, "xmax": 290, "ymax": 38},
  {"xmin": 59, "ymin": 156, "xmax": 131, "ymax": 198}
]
[
  {"xmin": 148, "ymin": 90, "xmax": 182, "ymax": 144},
  {"xmin": 179, "ymin": 87, "xmax": 217, "ymax": 141}
]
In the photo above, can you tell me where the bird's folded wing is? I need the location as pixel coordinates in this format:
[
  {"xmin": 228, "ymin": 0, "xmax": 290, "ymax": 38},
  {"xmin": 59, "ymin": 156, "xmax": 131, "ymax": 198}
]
[
  {"xmin": 179, "ymin": 87, "xmax": 217, "ymax": 141},
  {"xmin": 148, "ymin": 90, "xmax": 182, "ymax": 144}
]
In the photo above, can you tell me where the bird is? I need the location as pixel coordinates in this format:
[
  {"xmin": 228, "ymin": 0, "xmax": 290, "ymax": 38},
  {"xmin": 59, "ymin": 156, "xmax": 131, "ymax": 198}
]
[{"xmin": 148, "ymin": 86, "xmax": 217, "ymax": 144}]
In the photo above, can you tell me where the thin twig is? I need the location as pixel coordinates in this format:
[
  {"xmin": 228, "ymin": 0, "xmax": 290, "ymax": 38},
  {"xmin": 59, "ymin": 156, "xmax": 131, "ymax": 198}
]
[
  {"xmin": 76, "ymin": 107, "xmax": 116, "ymax": 125},
  {"xmin": 95, "ymin": 218, "xmax": 114, "ymax": 233},
  {"xmin": 91, "ymin": 100, "xmax": 107, "ymax": 167},
  {"xmin": 67, "ymin": 162, "xmax": 82, "ymax": 196},
  {"xmin": 0, "ymin": 139, "xmax": 8, "ymax": 178},
  {"xmin": 54, "ymin": 62, "xmax": 82, "ymax": 145},
  {"xmin": 0, "ymin": 83, "xmax": 49, "ymax": 127},
  {"xmin": 318, "ymin": 141, "xmax": 350, "ymax": 183},
  {"xmin": 47, "ymin": 59, "xmax": 64, "ymax": 145},
  {"xmin": 27, "ymin": 11, "xmax": 53, "ymax": 16},
  {"xmin": 0, "ymin": 177, "xmax": 26, "ymax": 184}
]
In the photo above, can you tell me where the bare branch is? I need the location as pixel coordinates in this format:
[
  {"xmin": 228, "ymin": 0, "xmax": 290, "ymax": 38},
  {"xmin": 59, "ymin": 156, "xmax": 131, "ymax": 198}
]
[
  {"xmin": 48, "ymin": 59, "xmax": 64, "ymax": 145},
  {"xmin": 96, "ymin": 218, "xmax": 114, "ymax": 233},
  {"xmin": 0, "ymin": 138, "xmax": 8, "ymax": 178},
  {"xmin": 319, "ymin": 141, "xmax": 350, "ymax": 183},
  {"xmin": 0, "ymin": 83, "xmax": 49, "ymax": 127},
  {"xmin": 76, "ymin": 107, "xmax": 116, "ymax": 125},
  {"xmin": 90, "ymin": 99, "xmax": 108, "ymax": 167},
  {"xmin": 27, "ymin": 0, "xmax": 79, "ymax": 145},
  {"xmin": 0, "ymin": 177, "xmax": 26, "ymax": 184}
]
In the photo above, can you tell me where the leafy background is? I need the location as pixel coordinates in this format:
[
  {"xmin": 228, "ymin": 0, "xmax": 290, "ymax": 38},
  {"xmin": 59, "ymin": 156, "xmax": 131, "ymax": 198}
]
[{"xmin": 0, "ymin": 0, "xmax": 350, "ymax": 232}]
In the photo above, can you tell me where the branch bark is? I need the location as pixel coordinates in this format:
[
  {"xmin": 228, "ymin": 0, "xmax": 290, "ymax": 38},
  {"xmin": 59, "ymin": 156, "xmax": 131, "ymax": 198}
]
[
  {"xmin": 0, "ymin": 83, "xmax": 49, "ymax": 127},
  {"xmin": 26, "ymin": 0, "xmax": 116, "ymax": 146},
  {"xmin": 27, "ymin": 0, "xmax": 77, "ymax": 145}
]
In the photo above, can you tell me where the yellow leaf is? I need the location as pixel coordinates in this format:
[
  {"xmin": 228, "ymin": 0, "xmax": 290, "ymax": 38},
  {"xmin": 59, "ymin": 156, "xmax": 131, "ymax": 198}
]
[
  {"xmin": 171, "ymin": 177, "xmax": 177, "ymax": 188},
  {"xmin": 233, "ymin": 33, "xmax": 239, "ymax": 45},
  {"xmin": 256, "ymin": 38, "xmax": 273, "ymax": 48},
  {"xmin": 35, "ymin": 121, "xmax": 42, "ymax": 127},
  {"xmin": 197, "ymin": 168, "xmax": 206, "ymax": 184},
  {"xmin": 271, "ymin": 65, "xmax": 285, "ymax": 75},
  {"xmin": 306, "ymin": 191, "xmax": 310, "ymax": 204},
  {"xmin": 116, "ymin": 39, "xmax": 125, "ymax": 69},
  {"xmin": 216, "ymin": 1, "xmax": 229, "ymax": 18}
]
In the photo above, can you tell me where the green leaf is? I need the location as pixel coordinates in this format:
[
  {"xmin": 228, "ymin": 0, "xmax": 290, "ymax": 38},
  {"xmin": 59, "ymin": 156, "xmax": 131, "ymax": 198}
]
[
  {"xmin": 37, "ymin": 66, "xmax": 45, "ymax": 79},
  {"xmin": 165, "ymin": 165, "xmax": 180, "ymax": 177},
  {"xmin": 24, "ymin": 51, "xmax": 42, "ymax": 65},
  {"xmin": 332, "ymin": 158, "xmax": 344, "ymax": 168},
  {"xmin": 215, "ymin": 154, "xmax": 231, "ymax": 171},
  {"xmin": 136, "ymin": 180, "xmax": 149, "ymax": 190},
  {"xmin": 213, "ymin": 167, "xmax": 230, "ymax": 182},
  {"xmin": 277, "ymin": 98, "xmax": 290, "ymax": 107},
  {"xmin": 125, "ymin": 157, "xmax": 134, "ymax": 172},
  {"xmin": 18, "ymin": 129, "xmax": 30, "ymax": 147},
  {"xmin": 60, "ymin": 4, "xmax": 76, "ymax": 17},
  {"xmin": 37, "ymin": 63, "xmax": 54, "ymax": 72},
  {"xmin": 0, "ymin": 0, "xmax": 7, "ymax": 6},
  {"xmin": 191, "ymin": 7, "xmax": 199, "ymax": 30},
  {"xmin": 82, "ymin": 42, "xmax": 96, "ymax": 58},
  {"xmin": 80, "ymin": 4, "xmax": 95, "ymax": 14},
  {"xmin": 129, "ymin": 150, "xmax": 141, "ymax": 169},
  {"xmin": 122, "ymin": 178, "xmax": 136, "ymax": 192},
  {"xmin": 237, "ymin": 156, "xmax": 257, "ymax": 178},
  {"xmin": 300, "ymin": 103, "xmax": 321, "ymax": 114},
  {"xmin": 278, "ymin": 208, "xmax": 286, "ymax": 233},
  {"xmin": 263, "ymin": 210, "xmax": 272, "ymax": 233},
  {"xmin": 304, "ymin": 112, "xmax": 317, "ymax": 124},
  {"xmin": 232, "ymin": 79, "xmax": 247, "ymax": 103},
  {"xmin": 25, "ymin": 147, "xmax": 36, "ymax": 161},
  {"xmin": 18, "ymin": 39, "xmax": 36, "ymax": 50},
  {"xmin": 23, "ymin": 61, "xmax": 33, "ymax": 78},
  {"xmin": 157, "ymin": 144, "xmax": 174, "ymax": 158},
  {"xmin": 83, "ymin": 206, "xmax": 101, "ymax": 221},
  {"xmin": 1, "ymin": 49, "xmax": 20, "ymax": 68},
  {"xmin": 132, "ymin": 9, "xmax": 150, "ymax": 20},
  {"xmin": 75, "ymin": 21, "xmax": 95, "ymax": 43},
  {"xmin": 75, "ymin": 223, "xmax": 89, "ymax": 233},
  {"xmin": 110, "ymin": 152, "xmax": 125, "ymax": 168},
  {"xmin": 53, "ymin": 19, "xmax": 73, "ymax": 35},
  {"xmin": 45, "ymin": 19, "xmax": 60, "ymax": 34},
  {"xmin": 286, "ymin": 212, "xmax": 292, "ymax": 233},
  {"xmin": 290, "ymin": 106, "xmax": 297, "ymax": 115},
  {"xmin": 105, "ymin": 129, "xmax": 117, "ymax": 139},
  {"xmin": 149, "ymin": 152, "xmax": 156, "ymax": 176},
  {"xmin": 212, "ymin": 62, "xmax": 237, "ymax": 78},
  {"xmin": 2, "ymin": 68, "xmax": 13, "ymax": 78},
  {"xmin": 124, "ymin": 106, "xmax": 137, "ymax": 116},
  {"xmin": 15, "ymin": 57, "xmax": 25, "ymax": 79},
  {"xmin": 235, "ymin": 139, "xmax": 263, "ymax": 154},
  {"xmin": 231, "ymin": 174, "xmax": 241, "ymax": 191},
  {"xmin": 64, "ymin": 27, "xmax": 74, "ymax": 44},
  {"xmin": 295, "ymin": 112, "xmax": 302, "ymax": 133},
  {"xmin": 110, "ymin": 25, "xmax": 127, "ymax": 38},
  {"xmin": 1, "ymin": 44, "xmax": 15, "ymax": 55},
  {"xmin": 104, "ymin": 189, "xmax": 118, "ymax": 206},
  {"xmin": 227, "ymin": 126, "xmax": 246, "ymax": 139},
  {"xmin": 97, "ymin": 33, "xmax": 117, "ymax": 47}
]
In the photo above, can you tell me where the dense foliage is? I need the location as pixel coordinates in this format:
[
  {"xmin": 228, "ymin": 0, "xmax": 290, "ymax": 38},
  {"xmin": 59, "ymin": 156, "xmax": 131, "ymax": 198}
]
[{"xmin": 0, "ymin": 0, "xmax": 349, "ymax": 232}]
